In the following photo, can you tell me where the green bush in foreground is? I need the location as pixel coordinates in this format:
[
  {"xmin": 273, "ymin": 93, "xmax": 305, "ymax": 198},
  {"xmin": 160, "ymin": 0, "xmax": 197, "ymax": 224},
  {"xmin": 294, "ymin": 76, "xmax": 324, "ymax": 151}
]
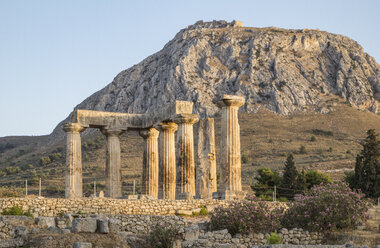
[
  {"xmin": 1, "ymin": 205, "xmax": 33, "ymax": 217},
  {"xmin": 266, "ymin": 231, "xmax": 281, "ymax": 244},
  {"xmin": 147, "ymin": 223, "xmax": 179, "ymax": 248}
]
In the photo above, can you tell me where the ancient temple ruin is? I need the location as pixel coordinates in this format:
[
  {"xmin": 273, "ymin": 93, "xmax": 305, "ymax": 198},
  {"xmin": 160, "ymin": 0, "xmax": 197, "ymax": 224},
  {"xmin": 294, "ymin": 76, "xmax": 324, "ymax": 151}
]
[{"xmin": 63, "ymin": 95, "xmax": 245, "ymax": 200}]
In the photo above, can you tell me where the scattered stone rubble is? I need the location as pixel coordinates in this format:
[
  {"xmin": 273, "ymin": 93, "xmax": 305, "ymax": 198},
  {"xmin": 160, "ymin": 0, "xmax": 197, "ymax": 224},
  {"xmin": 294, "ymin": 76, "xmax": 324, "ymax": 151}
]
[{"xmin": 0, "ymin": 213, "xmax": 325, "ymax": 247}]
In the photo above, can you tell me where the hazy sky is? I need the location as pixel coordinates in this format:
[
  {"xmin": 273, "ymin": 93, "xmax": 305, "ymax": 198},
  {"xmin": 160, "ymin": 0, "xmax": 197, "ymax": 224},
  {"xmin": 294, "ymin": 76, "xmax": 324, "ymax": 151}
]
[{"xmin": 0, "ymin": 0, "xmax": 379, "ymax": 137}]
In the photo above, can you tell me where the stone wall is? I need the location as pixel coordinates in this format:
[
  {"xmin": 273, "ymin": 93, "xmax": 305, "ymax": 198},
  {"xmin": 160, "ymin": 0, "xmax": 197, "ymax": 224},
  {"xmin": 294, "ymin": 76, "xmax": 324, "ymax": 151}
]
[
  {"xmin": 0, "ymin": 197, "xmax": 227, "ymax": 217},
  {"xmin": 0, "ymin": 197, "xmax": 288, "ymax": 217}
]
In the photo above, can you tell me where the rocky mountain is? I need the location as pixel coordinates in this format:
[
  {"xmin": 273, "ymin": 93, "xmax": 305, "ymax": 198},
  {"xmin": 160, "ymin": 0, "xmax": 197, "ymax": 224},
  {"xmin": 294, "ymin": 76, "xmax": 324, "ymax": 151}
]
[{"xmin": 49, "ymin": 20, "xmax": 380, "ymax": 144}]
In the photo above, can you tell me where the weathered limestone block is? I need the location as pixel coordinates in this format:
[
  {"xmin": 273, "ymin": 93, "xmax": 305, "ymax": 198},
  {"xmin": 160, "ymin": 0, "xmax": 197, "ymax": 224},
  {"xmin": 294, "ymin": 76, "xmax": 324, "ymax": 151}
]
[
  {"xmin": 63, "ymin": 123, "xmax": 86, "ymax": 198},
  {"xmin": 218, "ymin": 95, "xmax": 245, "ymax": 195},
  {"xmin": 0, "ymin": 216, "xmax": 34, "ymax": 227},
  {"xmin": 0, "ymin": 238, "xmax": 24, "ymax": 248},
  {"xmin": 108, "ymin": 218, "xmax": 121, "ymax": 233},
  {"xmin": 101, "ymin": 128, "xmax": 125, "ymax": 198},
  {"xmin": 157, "ymin": 122, "xmax": 178, "ymax": 200},
  {"xmin": 72, "ymin": 218, "xmax": 97, "ymax": 233},
  {"xmin": 194, "ymin": 118, "xmax": 217, "ymax": 199},
  {"xmin": 139, "ymin": 128, "xmax": 160, "ymax": 198},
  {"xmin": 98, "ymin": 219, "xmax": 109, "ymax": 234},
  {"xmin": 173, "ymin": 114, "xmax": 198, "ymax": 200},
  {"xmin": 73, "ymin": 242, "xmax": 92, "ymax": 248},
  {"xmin": 183, "ymin": 225, "xmax": 199, "ymax": 241},
  {"xmin": 35, "ymin": 217, "xmax": 56, "ymax": 229},
  {"xmin": 13, "ymin": 226, "xmax": 28, "ymax": 239}
]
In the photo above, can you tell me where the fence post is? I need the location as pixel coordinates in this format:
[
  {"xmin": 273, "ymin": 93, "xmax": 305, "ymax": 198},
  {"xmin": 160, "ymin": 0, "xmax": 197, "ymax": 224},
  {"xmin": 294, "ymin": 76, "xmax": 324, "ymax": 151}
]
[
  {"xmin": 39, "ymin": 178, "xmax": 41, "ymax": 197},
  {"xmin": 25, "ymin": 180, "xmax": 28, "ymax": 196},
  {"xmin": 94, "ymin": 180, "xmax": 96, "ymax": 196},
  {"xmin": 133, "ymin": 180, "xmax": 136, "ymax": 195},
  {"xmin": 274, "ymin": 185, "xmax": 277, "ymax": 202}
]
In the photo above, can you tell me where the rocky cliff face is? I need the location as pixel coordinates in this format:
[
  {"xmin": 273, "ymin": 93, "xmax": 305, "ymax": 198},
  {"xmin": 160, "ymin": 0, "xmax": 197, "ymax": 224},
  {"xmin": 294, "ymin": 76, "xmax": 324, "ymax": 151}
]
[{"xmin": 49, "ymin": 20, "xmax": 380, "ymax": 144}]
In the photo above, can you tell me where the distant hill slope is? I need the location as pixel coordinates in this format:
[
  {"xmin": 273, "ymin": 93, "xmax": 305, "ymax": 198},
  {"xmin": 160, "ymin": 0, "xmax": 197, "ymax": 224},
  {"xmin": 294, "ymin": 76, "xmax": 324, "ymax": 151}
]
[{"xmin": 48, "ymin": 20, "xmax": 380, "ymax": 145}]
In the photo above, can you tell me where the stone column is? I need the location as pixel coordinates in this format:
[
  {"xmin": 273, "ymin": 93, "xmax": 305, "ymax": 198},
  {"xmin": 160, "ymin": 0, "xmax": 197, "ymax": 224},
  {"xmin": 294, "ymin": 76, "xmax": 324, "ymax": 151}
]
[
  {"xmin": 218, "ymin": 95, "xmax": 245, "ymax": 197},
  {"xmin": 139, "ymin": 128, "xmax": 159, "ymax": 198},
  {"xmin": 63, "ymin": 122, "xmax": 86, "ymax": 199},
  {"xmin": 195, "ymin": 118, "xmax": 217, "ymax": 199},
  {"xmin": 101, "ymin": 128, "xmax": 124, "ymax": 198},
  {"xmin": 173, "ymin": 114, "xmax": 198, "ymax": 200},
  {"xmin": 157, "ymin": 122, "xmax": 178, "ymax": 200}
]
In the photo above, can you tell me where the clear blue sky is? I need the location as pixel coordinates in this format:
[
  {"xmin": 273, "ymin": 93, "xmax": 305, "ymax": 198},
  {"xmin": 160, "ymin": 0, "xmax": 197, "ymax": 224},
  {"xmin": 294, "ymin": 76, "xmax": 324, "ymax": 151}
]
[{"xmin": 0, "ymin": 0, "xmax": 379, "ymax": 137}]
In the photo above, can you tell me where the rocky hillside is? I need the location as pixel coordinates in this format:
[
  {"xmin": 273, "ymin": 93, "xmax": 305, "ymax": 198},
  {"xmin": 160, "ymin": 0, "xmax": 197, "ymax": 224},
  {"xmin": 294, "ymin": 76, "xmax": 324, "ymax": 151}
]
[{"xmin": 49, "ymin": 20, "xmax": 380, "ymax": 144}]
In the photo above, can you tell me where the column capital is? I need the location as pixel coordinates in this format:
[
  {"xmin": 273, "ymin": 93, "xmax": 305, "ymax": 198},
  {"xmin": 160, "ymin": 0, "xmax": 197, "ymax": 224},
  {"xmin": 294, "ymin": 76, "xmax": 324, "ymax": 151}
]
[
  {"xmin": 139, "ymin": 127, "xmax": 159, "ymax": 139},
  {"xmin": 63, "ymin": 122, "xmax": 86, "ymax": 133},
  {"xmin": 219, "ymin": 95, "xmax": 245, "ymax": 108},
  {"xmin": 157, "ymin": 122, "xmax": 178, "ymax": 132},
  {"xmin": 101, "ymin": 128, "xmax": 125, "ymax": 137},
  {"xmin": 172, "ymin": 114, "xmax": 199, "ymax": 125}
]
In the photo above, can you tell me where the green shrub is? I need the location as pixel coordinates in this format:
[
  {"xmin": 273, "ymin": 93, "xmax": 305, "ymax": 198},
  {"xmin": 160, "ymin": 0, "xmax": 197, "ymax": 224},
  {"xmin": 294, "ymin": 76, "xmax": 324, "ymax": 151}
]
[
  {"xmin": 310, "ymin": 136, "xmax": 316, "ymax": 142},
  {"xmin": 251, "ymin": 168, "xmax": 282, "ymax": 199},
  {"xmin": 39, "ymin": 156, "xmax": 51, "ymax": 166},
  {"xmin": 5, "ymin": 166, "xmax": 20, "ymax": 175},
  {"xmin": 299, "ymin": 145, "xmax": 307, "ymax": 154},
  {"xmin": 241, "ymin": 154, "xmax": 249, "ymax": 164},
  {"xmin": 147, "ymin": 223, "xmax": 179, "ymax": 248},
  {"xmin": 199, "ymin": 206, "xmax": 208, "ymax": 216},
  {"xmin": 305, "ymin": 170, "xmax": 330, "ymax": 189},
  {"xmin": 282, "ymin": 182, "xmax": 369, "ymax": 232},
  {"xmin": 266, "ymin": 231, "xmax": 281, "ymax": 244},
  {"xmin": 1, "ymin": 205, "xmax": 33, "ymax": 217},
  {"xmin": 210, "ymin": 195, "xmax": 284, "ymax": 235}
]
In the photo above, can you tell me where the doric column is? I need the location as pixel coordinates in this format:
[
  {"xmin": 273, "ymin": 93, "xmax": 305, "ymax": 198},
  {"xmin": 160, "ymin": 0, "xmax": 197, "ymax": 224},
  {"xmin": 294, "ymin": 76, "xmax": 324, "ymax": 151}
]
[
  {"xmin": 63, "ymin": 122, "xmax": 86, "ymax": 199},
  {"xmin": 139, "ymin": 128, "xmax": 159, "ymax": 198},
  {"xmin": 173, "ymin": 114, "xmax": 198, "ymax": 200},
  {"xmin": 195, "ymin": 118, "xmax": 217, "ymax": 199},
  {"xmin": 157, "ymin": 122, "xmax": 178, "ymax": 200},
  {"xmin": 219, "ymin": 95, "xmax": 245, "ymax": 195},
  {"xmin": 101, "ymin": 128, "xmax": 124, "ymax": 198}
]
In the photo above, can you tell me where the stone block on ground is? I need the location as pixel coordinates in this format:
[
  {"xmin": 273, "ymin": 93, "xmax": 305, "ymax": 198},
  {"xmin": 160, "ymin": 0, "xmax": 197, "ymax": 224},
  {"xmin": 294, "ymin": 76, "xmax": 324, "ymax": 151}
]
[
  {"xmin": 13, "ymin": 226, "xmax": 28, "ymax": 239},
  {"xmin": 36, "ymin": 217, "xmax": 56, "ymax": 228},
  {"xmin": 184, "ymin": 225, "xmax": 199, "ymax": 241},
  {"xmin": 72, "ymin": 218, "xmax": 97, "ymax": 233},
  {"xmin": 108, "ymin": 218, "xmax": 120, "ymax": 233},
  {"xmin": 0, "ymin": 238, "xmax": 24, "ymax": 248},
  {"xmin": 72, "ymin": 242, "xmax": 92, "ymax": 248},
  {"xmin": 98, "ymin": 219, "xmax": 109, "ymax": 234}
]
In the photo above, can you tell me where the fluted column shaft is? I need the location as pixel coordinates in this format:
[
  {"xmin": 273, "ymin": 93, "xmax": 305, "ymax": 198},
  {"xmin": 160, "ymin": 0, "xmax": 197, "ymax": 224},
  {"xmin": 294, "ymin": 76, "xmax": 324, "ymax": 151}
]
[
  {"xmin": 139, "ymin": 128, "xmax": 159, "ymax": 198},
  {"xmin": 157, "ymin": 122, "xmax": 178, "ymax": 200},
  {"xmin": 220, "ymin": 95, "xmax": 245, "ymax": 192},
  {"xmin": 174, "ymin": 114, "xmax": 198, "ymax": 199},
  {"xmin": 101, "ymin": 128, "xmax": 124, "ymax": 198},
  {"xmin": 63, "ymin": 123, "xmax": 85, "ymax": 198}
]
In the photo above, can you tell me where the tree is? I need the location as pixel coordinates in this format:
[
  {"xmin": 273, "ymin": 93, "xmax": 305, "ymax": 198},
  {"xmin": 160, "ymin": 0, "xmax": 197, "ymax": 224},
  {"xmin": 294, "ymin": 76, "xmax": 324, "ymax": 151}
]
[
  {"xmin": 305, "ymin": 170, "xmax": 330, "ymax": 189},
  {"xmin": 251, "ymin": 168, "xmax": 282, "ymax": 200},
  {"xmin": 353, "ymin": 129, "xmax": 380, "ymax": 198},
  {"xmin": 280, "ymin": 154, "xmax": 299, "ymax": 199}
]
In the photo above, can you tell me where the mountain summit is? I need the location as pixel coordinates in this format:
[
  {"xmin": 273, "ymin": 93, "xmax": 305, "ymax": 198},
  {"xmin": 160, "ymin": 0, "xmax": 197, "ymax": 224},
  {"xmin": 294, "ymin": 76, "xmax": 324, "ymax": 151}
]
[{"xmin": 50, "ymin": 20, "xmax": 380, "ymax": 143}]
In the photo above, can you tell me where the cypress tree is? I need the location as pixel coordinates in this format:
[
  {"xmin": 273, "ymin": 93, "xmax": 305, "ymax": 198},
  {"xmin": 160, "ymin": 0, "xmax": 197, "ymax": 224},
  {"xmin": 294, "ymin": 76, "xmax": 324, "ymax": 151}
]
[
  {"xmin": 281, "ymin": 154, "xmax": 299, "ymax": 199},
  {"xmin": 354, "ymin": 129, "xmax": 380, "ymax": 198}
]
